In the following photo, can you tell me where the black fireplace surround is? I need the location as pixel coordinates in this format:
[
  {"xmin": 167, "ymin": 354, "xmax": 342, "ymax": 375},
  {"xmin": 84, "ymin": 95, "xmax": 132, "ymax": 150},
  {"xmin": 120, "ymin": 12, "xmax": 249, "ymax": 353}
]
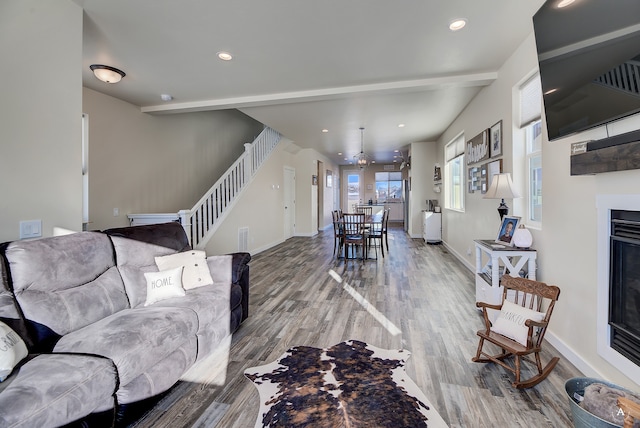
[{"xmin": 610, "ymin": 210, "xmax": 640, "ymax": 366}]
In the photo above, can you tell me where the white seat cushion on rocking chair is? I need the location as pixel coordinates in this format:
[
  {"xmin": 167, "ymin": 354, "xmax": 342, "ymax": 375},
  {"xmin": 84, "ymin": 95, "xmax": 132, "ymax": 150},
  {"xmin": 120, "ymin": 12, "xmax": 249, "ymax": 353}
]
[{"xmin": 491, "ymin": 300, "xmax": 546, "ymax": 346}]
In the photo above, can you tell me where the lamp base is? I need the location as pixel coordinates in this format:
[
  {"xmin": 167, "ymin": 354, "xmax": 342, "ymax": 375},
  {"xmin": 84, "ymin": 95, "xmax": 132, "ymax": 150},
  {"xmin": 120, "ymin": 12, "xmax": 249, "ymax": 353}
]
[{"xmin": 497, "ymin": 199, "xmax": 509, "ymax": 219}]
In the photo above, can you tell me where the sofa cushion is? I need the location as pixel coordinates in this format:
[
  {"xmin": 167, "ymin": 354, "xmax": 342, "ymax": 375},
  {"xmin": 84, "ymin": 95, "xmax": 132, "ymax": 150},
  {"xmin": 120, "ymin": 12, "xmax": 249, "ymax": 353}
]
[
  {"xmin": 116, "ymin": 335, "xmax": 197, "ymax": 405},
  {"xmin": 5, "ymin": 232, "xmax": 129, "ymax": 339},
  {"xmin": 103, "ymin": 222, "xmax": 191, "ymax": 252},
  {"xmin": 54, "ymin": 306, "xmax": 198, "ymax": 386},
  {"xmin": 109, "ymin": 236, "xmax": 180, "ymax": 308},
  {"xmin": 144, "ymin": 266, "xmax": 185, "ymax": 306},
  {"xmin": 0, "ymin": 354, "xmax": 117, "ymax": 428}
]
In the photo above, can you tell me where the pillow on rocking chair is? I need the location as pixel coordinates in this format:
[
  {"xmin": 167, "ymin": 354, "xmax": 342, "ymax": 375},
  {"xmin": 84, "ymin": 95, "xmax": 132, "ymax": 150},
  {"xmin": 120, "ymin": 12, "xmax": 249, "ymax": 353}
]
[{"xmin": 491, "ymin": 299, "xmax": 546, "ymax": 346}]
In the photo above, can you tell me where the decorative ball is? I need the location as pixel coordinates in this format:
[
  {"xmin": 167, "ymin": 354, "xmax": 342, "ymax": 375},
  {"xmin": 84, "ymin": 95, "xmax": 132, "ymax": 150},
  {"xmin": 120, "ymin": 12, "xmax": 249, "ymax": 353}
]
[{"xmin": 513, "ymin": 225, "xmax": 533, "ymax": 248}]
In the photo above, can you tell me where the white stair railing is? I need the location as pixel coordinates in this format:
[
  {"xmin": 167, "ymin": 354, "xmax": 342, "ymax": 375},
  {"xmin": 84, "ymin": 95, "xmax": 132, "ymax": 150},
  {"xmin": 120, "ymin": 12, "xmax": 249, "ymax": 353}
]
[{"xmin": 178, "ymin": 126, "xmax": 281, "ymax": 248}]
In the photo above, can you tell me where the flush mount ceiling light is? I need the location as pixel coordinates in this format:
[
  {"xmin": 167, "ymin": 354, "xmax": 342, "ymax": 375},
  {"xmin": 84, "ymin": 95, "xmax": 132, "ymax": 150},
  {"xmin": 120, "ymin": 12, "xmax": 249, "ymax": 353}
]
[
  {"xmin": 89, "ymin": 64, "xmax": 125, "ymax": 83},
  {"xmin": 449, "ymin": 18, "xmax": 467, "ymax": 31},
  {"xmin": 557, "ymin": 0, "xmax": 576, "ymax": 8},
  {"xmin": 217, "ymin": 51, "xmax": 233, "ymax": 61},
  {"xmin": 160, "ymin": 94, "xmax": 173, "ymax": 101},
  {"xmin": 353, "ymin": 127, "xmax": 371, "ymax": 169}
]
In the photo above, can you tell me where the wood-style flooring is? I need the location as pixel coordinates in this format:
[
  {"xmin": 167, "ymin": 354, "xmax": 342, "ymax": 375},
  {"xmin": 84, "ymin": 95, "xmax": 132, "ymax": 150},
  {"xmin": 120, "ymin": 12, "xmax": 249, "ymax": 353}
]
[{"xmin": 132, "ymin": 225, "xmax": 584, "ymax": 428}]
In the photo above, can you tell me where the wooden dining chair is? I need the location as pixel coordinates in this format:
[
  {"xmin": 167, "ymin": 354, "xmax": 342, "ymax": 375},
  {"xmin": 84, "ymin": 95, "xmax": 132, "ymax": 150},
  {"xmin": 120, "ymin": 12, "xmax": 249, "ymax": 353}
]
[
  {"xmin": 618, "ymin": 396, "xmax": 640, "ymax": 428},
  {"xmin": 367, "ymin": 209, "xmax": 388, "ymax": 258},
  {"xmin": 341, "ymin": 213, "xmax": 366, "ymax": 259},
  {"xmin": 356, "ymin": 206, "xmax": 373, "ymax": 216},
  {"xmin": 472, "ymin": 275, "xmax": 561, "ymax": 388},
  {"xmin": 331, "ymin": 210, "xmax": 343, "ymax": 257}
]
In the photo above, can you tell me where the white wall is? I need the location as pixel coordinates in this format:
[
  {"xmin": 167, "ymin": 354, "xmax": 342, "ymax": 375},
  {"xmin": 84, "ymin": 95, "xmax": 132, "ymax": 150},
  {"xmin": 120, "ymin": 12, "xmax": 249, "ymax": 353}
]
[
  {"xmin": 83, "ymin": 88, "xmax": 264, "ymax": 230},
  {"xmin": 0, "ymin": 1, "xmax": 83, "ymax": 241},
  {"xmin": 408, "ymin": 142, "xmax": 439, "ymax": 238},
  {"xmin": 438, "ymin": 32, "xmax": 640, "ymax": 390}
]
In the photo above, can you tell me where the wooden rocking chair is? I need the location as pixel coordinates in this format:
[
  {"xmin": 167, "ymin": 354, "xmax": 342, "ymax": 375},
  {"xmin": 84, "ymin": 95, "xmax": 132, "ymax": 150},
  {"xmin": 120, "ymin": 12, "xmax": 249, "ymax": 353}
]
[{"xmin": 472, "ymin": 275, "xmax": 561, "ymax": 389}]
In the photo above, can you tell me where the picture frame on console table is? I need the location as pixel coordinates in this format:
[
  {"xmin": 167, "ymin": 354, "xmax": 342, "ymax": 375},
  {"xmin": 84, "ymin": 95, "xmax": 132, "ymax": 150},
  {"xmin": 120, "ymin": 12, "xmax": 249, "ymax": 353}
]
[{"xmin": 495, "ymin": 215, "xmax": 520, "ymax": 247}]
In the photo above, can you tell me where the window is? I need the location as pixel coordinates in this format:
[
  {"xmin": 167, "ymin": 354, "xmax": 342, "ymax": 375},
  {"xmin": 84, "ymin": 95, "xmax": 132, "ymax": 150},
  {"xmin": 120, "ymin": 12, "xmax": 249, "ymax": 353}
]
[
  {"xmin": 519, "ymin": 74, "xmax": 543, "ymax": 226},
  {"xmin": 444, "ymin": 133, "xmax": 465, "ymax": 211},
  {"xmin": 375, "ymin": 172, "xmax": 402, "ymax": 202}
]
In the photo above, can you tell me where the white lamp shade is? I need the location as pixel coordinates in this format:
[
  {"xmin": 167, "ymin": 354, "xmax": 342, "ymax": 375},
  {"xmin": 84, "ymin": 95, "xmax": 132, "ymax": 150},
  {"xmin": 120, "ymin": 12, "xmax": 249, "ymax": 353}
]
[{"xmin": 483, "ymin": 173, "xmax": 521, "ymax": 200}]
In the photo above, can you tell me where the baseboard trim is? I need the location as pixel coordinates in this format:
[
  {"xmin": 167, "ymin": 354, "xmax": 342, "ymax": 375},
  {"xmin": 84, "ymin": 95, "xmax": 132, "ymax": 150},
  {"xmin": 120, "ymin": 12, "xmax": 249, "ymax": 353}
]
[
  {"xmin": 442, "ymin": 240, "xmax": 474, "ymax": 272},
  {"xmin": 544, "ymin": 331, "xmax": 601, "ymax": 379}
]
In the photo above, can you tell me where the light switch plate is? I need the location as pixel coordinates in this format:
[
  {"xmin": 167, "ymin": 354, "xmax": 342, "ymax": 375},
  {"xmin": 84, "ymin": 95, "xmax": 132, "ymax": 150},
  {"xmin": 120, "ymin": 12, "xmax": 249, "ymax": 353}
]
[{"xmin": 20, "ymin": 220, "xmax": 42, "ymax": 239}]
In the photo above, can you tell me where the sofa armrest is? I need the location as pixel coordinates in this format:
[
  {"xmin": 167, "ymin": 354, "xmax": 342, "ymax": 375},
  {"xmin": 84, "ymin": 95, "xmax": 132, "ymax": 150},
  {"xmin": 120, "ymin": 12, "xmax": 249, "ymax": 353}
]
[{"xmin": 228, "ymin": 252, "xmax": 250, "ymax": 322}]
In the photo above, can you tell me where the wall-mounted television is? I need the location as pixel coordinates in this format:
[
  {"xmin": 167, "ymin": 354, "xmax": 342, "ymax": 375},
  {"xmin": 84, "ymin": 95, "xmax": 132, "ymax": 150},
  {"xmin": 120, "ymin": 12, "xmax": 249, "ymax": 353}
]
[{"xmin": 533, "ymin": 0, "xmax": 640, "ymax": 142}]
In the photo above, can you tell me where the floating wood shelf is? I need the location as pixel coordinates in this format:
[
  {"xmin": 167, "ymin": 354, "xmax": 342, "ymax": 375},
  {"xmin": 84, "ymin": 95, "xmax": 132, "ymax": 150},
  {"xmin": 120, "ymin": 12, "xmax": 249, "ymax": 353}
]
[{"xmin": 570, "ymin": 129, "xmax": 640, "ymax": 176}]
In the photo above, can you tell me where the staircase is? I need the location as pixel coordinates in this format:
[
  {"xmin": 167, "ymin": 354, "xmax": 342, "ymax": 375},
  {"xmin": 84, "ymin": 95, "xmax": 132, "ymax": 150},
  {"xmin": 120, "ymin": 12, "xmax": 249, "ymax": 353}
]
[
  {"xmin": 129, "ymin": 126, "xmax": 281, "ymax": 249},
  {"xmin": 179, "ymin": 126, "xmax": 281, "ymax": 248}
]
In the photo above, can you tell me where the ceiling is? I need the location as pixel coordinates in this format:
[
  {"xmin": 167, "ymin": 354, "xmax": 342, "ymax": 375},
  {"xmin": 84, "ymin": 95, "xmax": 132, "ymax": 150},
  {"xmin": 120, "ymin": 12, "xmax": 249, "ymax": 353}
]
[{"xmin": 78, "ymin": 0, "xmax": 547, "ymax": 166}]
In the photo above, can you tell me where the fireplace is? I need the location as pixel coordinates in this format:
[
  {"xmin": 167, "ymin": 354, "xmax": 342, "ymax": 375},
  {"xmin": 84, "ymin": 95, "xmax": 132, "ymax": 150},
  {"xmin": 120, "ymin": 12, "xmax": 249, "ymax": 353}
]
[
  {"xmin": 597, "ymin": 195, "xmax": 640, "ymax": 384},
  {"xmin": 609, "ymin": 210, "xmax": 640, "ymax": 366}
]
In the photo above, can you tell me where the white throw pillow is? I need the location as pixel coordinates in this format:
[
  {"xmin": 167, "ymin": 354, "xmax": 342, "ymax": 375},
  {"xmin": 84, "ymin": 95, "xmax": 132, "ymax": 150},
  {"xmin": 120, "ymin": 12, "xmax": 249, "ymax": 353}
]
[
  {"xmin": 155, "ymin": 250, "xmax": 214, "ymax": 290},
  {"xmin": 143, "ymin": 266, "xmax": 186, "ymax": 306},
  {"xmin": 0, "ymin": 321, "xmax": 28, "ymax": 382},
  {"xmin": 491, "ymin": 299, "xmax": 546, "ymax": 346}
]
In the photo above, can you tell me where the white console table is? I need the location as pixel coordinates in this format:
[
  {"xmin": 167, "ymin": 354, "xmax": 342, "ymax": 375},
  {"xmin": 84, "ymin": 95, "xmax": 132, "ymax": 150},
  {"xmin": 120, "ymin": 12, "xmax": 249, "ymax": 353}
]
[{"xmin": 474, "ymin": 239, "xmax": 537, "ymax": 320}]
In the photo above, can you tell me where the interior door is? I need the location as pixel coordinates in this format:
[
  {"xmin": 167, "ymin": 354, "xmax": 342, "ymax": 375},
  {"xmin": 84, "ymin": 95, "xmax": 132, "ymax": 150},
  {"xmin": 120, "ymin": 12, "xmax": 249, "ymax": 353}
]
[{"xmin": 284, "ymin": 167, "xmax": 295, "ymax": 239}]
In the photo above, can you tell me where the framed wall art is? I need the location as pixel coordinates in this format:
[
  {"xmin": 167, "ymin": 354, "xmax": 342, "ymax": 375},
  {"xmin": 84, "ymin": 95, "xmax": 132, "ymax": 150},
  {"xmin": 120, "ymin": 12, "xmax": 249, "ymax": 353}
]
[
  {"xmin": 466, "ymin": 129, "xmax": 490, "ymax": 165},
  {"xmin": 490, "ymin": 120, "xmax": 503, "ymax": 158}
]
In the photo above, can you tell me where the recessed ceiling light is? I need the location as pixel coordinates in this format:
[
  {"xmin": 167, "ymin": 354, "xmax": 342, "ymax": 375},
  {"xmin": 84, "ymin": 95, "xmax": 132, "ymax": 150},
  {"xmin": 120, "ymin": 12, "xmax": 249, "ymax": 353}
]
[
  {"xmin": 449, "ymin": 18, "xmax": 467, "ymax": 31},
  {"xmin": 398, "ymin": 124, "xmax": 405, "ymax": 128},
  {"xmin": 160, "ymin": 94, "xmax": 173, "ymax": 101},
  {"xmin": 394, "ymin": 150, "xmax": 400, "ymax": 153},
  {"xmin": 338, "ymin": 152, "xmax": 342, "ymax": 156},
  {"xmin": 544, "ymin": 88, "xmax": 558, "ymax": 95},
  {"xmin": 217, "ymin": 51, "xmax": 233, "ymax": 61},
  {"xmin": 557, "ymin": 0, "xmax": 575, "ymax": 8},
  {"xmin": 322, "ymin": 129, "xmax": 329, "ymax": 133}
]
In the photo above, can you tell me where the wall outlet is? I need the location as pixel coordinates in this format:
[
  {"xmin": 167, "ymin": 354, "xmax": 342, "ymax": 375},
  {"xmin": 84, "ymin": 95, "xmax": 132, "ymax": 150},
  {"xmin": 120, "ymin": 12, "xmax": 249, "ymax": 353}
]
[
  {"xmin": 466, "ymin": 247, "xmax": 472, "ymax": 256},
  {"xmin": 113, "ymin": 208, "xmax": 119, "ymax": 217}
]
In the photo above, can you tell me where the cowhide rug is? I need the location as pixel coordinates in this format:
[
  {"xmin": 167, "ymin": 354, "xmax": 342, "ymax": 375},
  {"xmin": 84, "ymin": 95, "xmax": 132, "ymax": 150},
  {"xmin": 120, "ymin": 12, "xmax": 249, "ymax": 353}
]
[{"xmin": 244, "ymin": 340, "xmax": 448, "ymax": 427}]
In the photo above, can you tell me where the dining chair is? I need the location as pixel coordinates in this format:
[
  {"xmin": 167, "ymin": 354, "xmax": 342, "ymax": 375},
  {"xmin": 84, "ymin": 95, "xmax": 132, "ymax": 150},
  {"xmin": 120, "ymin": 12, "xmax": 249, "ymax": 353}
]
[
  {"xmin": 367, "ymin": 209, "xmax": 388, "ymax": 258},
  {"xmin": 356, "ymin": 206, "xmax": 373, "ymax": 216},
  {"xmin": 331, "ymin": 210, "xmax": 343, "ymax": 257},
  {"xmin": 341, "ymin": 213, "xmax": 366, "ymax": 260},
  {"xmin": 381, "ymin": 208, "xmax": 390, "ymax": 254}
]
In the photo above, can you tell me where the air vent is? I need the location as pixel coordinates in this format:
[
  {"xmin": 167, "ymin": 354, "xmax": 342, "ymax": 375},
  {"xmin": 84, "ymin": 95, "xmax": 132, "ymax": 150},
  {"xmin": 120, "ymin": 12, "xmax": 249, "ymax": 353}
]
[
  {"xmin": 238, "ymin": 227, "xmax": 249, "ymax": 252},
  {"xmin": 384, "ymin": 165, "xmax": 396, "ymax": 170}
]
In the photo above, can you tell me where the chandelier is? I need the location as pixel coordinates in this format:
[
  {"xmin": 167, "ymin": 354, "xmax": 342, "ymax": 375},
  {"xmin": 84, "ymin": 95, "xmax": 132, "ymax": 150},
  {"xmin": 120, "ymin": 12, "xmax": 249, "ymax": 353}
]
[{"xmin": 353, "ymin": 127, "xmax": 371, "ymax": 169}]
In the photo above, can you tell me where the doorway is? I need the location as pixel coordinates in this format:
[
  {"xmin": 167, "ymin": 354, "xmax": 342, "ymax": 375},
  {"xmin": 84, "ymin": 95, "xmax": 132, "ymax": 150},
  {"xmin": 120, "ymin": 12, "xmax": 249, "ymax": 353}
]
[
  {"xmin": 342, "ymin": 170, "xmax": 363, "ymax": 213},
  {"xmin": 284, "ymin": 167, "xmax": 295, "ymax": 239}
]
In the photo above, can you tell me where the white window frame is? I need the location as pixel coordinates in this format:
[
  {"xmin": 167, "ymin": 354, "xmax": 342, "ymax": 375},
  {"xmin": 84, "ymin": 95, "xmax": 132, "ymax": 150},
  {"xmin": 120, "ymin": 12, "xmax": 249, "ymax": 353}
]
[
  {"xmin": 518, "ymin": 74, "xmax": 543, "ymax": 228},
  {"xmin": 444, "ymin": 133, "xmax": 465, "ymax": 212}
]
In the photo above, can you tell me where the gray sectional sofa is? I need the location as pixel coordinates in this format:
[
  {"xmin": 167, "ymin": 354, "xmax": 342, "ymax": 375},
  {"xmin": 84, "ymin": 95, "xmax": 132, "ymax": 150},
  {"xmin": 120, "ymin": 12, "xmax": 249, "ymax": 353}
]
[{"xmin": 0, "ymin": 222, "xmax": 250, "ymax": 427}]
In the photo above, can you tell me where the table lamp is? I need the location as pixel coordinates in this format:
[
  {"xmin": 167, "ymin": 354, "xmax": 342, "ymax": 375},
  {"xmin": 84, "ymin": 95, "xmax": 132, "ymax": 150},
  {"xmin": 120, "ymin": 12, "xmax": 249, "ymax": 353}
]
[{"xmin": 483, "ymin": 173, "xmax": 520, "ymax": 219}]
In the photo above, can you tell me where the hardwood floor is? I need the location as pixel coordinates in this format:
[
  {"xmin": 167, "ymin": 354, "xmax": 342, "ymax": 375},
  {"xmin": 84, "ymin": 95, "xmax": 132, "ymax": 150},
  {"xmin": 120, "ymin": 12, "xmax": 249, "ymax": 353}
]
[{"xmin": 133, "ymin": 225, "xmax": 583, "ymax": 428}]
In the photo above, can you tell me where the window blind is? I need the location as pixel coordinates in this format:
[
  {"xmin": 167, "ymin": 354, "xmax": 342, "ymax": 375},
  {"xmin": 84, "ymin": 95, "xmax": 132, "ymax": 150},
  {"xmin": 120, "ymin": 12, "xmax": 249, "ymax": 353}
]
[
  {"xmin": 445, "ymin": 134, "xmax": 465, "ymax": 162},
  {"xmin": 519, "ymin": 74, "xmax": 542, "ymax": 128}
]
